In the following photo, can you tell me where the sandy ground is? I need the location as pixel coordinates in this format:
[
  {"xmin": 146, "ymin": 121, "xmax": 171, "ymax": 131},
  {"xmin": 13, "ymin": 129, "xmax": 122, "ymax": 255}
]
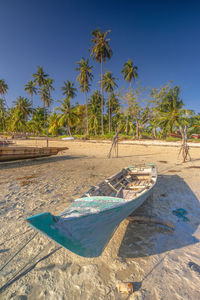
[{"xmin": 0, "ymin": 139, "xmax": 200, "ymax": 300}]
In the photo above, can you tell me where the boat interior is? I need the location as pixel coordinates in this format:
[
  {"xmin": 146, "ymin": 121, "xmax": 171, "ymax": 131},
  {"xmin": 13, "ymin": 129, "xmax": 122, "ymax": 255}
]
[{"xmin": 84, "ymin": 165, "xmax": 157, "ymax": 201}]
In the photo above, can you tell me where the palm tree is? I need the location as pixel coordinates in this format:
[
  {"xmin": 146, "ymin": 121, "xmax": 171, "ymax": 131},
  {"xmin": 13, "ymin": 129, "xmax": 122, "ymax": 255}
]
[
  {"xmin": 44, "ymin": 78, "xmax": 54, "ymax": 111},
  {"xmin": 76, "ymin": 58, "xmax": 93, "ymax": 135},
  {"xmin": 106, "ymin": 92, "xmax": 120, "ymax": 132},
  {"xmin": 33, "ymin": 66, "xmax": 48, "ymax": 87},
  {"xmin": 0, "ymin": 98, "xmax": 7, "ymax": 132},
  {"xmin": 24, "ymin": 80, "xmax": 37, "ymax": 116},
  {"xmin": 90, "ymin": 28, "xmax": 113, "ymax": 135},
  {"xmin": 122, "ymin": 59, "xmax": 138, "ymax": 90},
  {"xmin": 157, "ymin": 86, "xmax": 184, "ymax": 135},
  {"xmin": 31, "ymin": 107, "xmax": 46, "ymax": 134},
  {"xmin": 102, "ymin": 71, "xmax": 118, "ymax": 132},
  {"xmin": 88, "ymin": 90, "xmax": 101, "ymax": 135},
  {"xmin": 48, "ymin": 112, "xmax": 60, "ymax": 136},
  {"xmin": 56, "ymin": 98, "xmax": 77, "ymax": 136},
  {"xmin": 39, "ymin": 86, "xmax": 49, "ymax": 117},
  {"xmin": 0, "ymin": 80, "xmax": 8, "ymax": 113},
  {"xmin": 11, "ymin": 97, "xmax": 32, "ymax": 132},
  {"xmin": 61, "ymin": 80, "xmax": 77, "ymax": 100}
]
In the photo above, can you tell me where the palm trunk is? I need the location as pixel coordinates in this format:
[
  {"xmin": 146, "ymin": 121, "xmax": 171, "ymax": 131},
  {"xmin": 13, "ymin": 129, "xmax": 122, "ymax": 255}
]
[
  {"xmin": 31, "ymin": 93, "xmax": 33, "ymax": 117},
  {"xmin": 126, "ymin": 113, "xmax": 129, "ymax": 135},
  {"xmin": 100, "ymin": 55, "xmax": 104, "ymax": 135},
  {"xmin": 108, "ymin": 94, "xmax": 111, "ymax": 133},
  {"xmin": 153, "ymin": 127, "xmax": 156, "ymax": 139},
  {"xmin": 136, "ymin": 120, "xmax": 139, "ymax": 139},
  {"xmin": 110, "ymin": 109, "xmax": 112, "ymax": 132},
  {"xmin": 84, "ymin": 89, "xmax": 89, "ymax": 136}
]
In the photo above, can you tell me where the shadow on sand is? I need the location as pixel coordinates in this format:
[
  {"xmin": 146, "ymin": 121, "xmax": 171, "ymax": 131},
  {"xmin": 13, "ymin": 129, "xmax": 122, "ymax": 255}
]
[
  {"xmin": 118, "ymin": 174, "xmax": 200, "ymax": 258},
  {"xmin": 0, "ymin": 155, "xmax": 86, "ymax": 170}
]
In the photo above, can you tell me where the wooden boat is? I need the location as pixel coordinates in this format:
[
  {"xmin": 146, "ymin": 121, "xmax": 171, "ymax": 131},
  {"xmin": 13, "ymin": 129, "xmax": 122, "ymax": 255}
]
[
  {"xmin": 26, "ymin": 164, "xmax": 157, "ymax": 257},
  {"xmin": 0, "ymin": 146, "xmax": 68, "ymax": 162}
]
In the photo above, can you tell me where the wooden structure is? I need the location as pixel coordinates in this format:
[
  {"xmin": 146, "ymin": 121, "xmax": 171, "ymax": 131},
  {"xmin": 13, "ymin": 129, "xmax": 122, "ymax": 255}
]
[
  {"xmin": 108, "ymin": 130, "xmax": 120, "ymax": 158},
  {"xmin": 26, "ymin": 164, "xmax": 157, "ymax": 257},
  {"xmin": 178, "ymin": 126, "xmax": 191, "ymax": 163},
  {"xmin": 0, "ymin": 146, "xmax": 68, "ymax": 162}
]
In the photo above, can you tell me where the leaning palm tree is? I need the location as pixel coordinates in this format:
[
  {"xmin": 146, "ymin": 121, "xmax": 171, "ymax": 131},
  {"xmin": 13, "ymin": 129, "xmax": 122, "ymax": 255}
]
[
  {"xmin": 61, "ymin": 80, "xmax": 77, "ymax": 101},
  {"xmin": 90, "ymin": 28, "xmax": 113, "ymax": 135},
  {"xmin": 122, "ymin": 59, "xmax": 138, "ymax": 90},
  {"xmin": 24, "ymin": 80, "xmax": 37, "ymax": 116},
  {"xmin": 33, "ymin": 66, "xmax": 48, "ymax": 87},
  {"xmin": 76, "ymin": 58, "xmax": 93, "ymax": 135},
  {"xmin": 102, "ymin": 71, "xmax": 118, "ymax": 132},
  {"xmin": 39, "ymin": 86, "xmax": 51, "ymax": 121}
]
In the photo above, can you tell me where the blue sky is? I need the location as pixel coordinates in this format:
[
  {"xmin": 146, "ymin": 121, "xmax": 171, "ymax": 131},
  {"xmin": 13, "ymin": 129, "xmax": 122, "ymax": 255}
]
[{"xmin": 1, "ymin": 0, "xmax": 200, "ymax": 112}]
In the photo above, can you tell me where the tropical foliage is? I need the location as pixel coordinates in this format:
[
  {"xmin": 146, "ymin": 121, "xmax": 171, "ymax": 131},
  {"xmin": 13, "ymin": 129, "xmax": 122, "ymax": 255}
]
[{"xmin": 1, "ymin": 29, "xmax": 199, "ymax": 139}]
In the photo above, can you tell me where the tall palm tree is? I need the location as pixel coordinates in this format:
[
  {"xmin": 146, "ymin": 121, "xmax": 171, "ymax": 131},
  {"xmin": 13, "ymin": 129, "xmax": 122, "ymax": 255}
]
[
  {"xmin": 90, "ymin": 28, "xmax": 113, "ymax": 135},
  {"xmin": 0, "ymin": 80, "xmax": 8, "ymax": 112},
  {"xmin": 106, "ymin": 92, "xmax": 120, "ymax": 132},
  {"xmin": 122, "ymin": 59, "xmax": 138, "ymax": 90},
  {"xmin": 0, "ymin": 98, "xmax": 7, "ymax": 132},
  {"xmin": 88, "ymin": 90, "xmax": 101, "ymax": 135},
  {"xmin": 39, "ymin": 86, "xmax": 50, "ymax": 118},
  {"xmin": 61, "ymin": 80, "xmax": 77, "ymax": 100},
  {"xmin": 44, "ymin": 78, "xmax": 54, "ymax": 110},
  {"xmin": 33, "ymin": 66, "xmax": 48, "ymax": 87},
  {"xmin": 76, "ymin": 58, "xmax": 93, "ymax": 135},
  {"xmin": 24, "ymin": 80, "xmax": 37, "ymax": 116},
  {"xmin": 56, "ymin": 98, "xmax": 77, "ymax": 136},
  {"xmin": 102, "ymin": 71, "xmax": 118, "ymax": 132}
]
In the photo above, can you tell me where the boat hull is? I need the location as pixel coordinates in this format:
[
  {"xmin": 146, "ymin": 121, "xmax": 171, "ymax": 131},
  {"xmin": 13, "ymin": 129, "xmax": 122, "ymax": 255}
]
[
  {"xmin": 26, "ymin": 164, "xmax": 156, "ymax": 257},
  {"xmin": 0, "ymin": 147, "xmax": 68, "ymax": 162}
]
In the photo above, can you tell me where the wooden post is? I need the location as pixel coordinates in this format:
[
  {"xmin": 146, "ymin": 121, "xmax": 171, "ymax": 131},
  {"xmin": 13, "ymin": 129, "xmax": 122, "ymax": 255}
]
[
  {"xmin": 108, "ymin": 129, "xmax": 119, "ymax": 158},
  {"xmin": 178, "ymin": 126, "xmax": 191, "ymax": 163}
]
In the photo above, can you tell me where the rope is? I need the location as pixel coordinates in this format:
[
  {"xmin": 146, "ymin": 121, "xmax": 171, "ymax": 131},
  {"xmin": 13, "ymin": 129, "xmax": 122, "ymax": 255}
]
[{"xmin": 0, "ymin": 232, "xmax": 38, "ymax": 272}]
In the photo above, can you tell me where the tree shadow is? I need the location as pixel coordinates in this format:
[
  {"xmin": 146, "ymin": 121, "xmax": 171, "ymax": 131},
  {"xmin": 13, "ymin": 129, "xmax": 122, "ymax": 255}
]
[
  {"xmin": 118, "ymin": 174, "xmax": 200, "ymax": 258},
  {"xmin": 0, "ymin": 155, "xmax": 86, "ymax": 170}
]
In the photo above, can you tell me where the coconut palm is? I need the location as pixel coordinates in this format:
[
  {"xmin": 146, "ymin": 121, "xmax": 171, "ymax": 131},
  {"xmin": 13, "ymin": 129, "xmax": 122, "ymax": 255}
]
[
  {"xmin": 48, "ymin": 112, "xmax": 60, "ymax": 136},
  {"xmin": 56, "ymin": 98, "xmax": 77, "ymax": 136},
  {"xmin": 122, "ymin": 59, "xmax": 138, "ymax": 90},
  {"xmin": 0, "ymin": 98, "xmax": 7, "ymax": 132},
  {"xmin": 0, "ymin": 79, "xmax": 8, "ymax": 98},
  {"xmin": 30, "ymin": 107, "xmax": 46, "ymax": 134},
  {"xmin": 76, "ymin": 58, "xmax": 93, "ymax": 135},
  {"xmin": 102, "ymin": 71, "xmax": 118, "ymax": 132},
  {"xmin": 106, "ymin": 92, "xmax": 120, "ymax": 132},
  {"xmin": 33, "ymin": 66, "xmax": 48, "ymax": 87},
  {"xmin": 61, "ymin": 80, "xmax": 77, "ymax": 100},
  {"xmin": 90, "ymin": 28, "xmax": 113, "ymax": 135},
  {"xmin": 11, "ymin": 97, "xmax": 32, "ymax": 132},
  {"xmin": 24, "ymin": 80, "xmax": 37, "ymax": 116},
  {"xmin": 44, "ymin": 78, "xmax": 54, "ymax": 110},
  {"xmin": 157, "ymin": 86, "xmax": 184, "ymax": 135},
  {"xmin": 88, "ymin": 90, "xmax": 101, "ymax": 135}
]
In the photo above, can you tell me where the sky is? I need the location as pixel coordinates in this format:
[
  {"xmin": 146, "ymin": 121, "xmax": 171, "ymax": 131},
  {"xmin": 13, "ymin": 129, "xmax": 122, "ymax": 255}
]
[{"xmin": 0, "ymin": 0, "xmax": 200, "ymax": 112}]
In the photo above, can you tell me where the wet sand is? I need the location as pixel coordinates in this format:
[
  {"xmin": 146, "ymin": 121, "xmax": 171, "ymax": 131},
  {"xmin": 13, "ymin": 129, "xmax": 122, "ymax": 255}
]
[{"xmin": 0, "ymin": 140, "xmax": 200, "ymax": 299}]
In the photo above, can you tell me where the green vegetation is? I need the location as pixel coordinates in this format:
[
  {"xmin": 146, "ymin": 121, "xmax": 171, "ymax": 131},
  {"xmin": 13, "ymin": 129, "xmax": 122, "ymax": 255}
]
[{"xmin": 0, "ymin": 29, "xmax": 200, "ymax": 140}]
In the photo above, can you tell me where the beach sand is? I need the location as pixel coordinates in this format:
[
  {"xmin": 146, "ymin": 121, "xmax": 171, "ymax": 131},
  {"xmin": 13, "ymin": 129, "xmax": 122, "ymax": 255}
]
[{"xmin": 0, "ymin": 140, "xmax": 200, "ymax": 299}]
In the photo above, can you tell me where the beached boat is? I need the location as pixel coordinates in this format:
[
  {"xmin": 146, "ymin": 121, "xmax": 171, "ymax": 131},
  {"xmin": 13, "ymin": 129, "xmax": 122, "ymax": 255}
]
[
  {"xmin": 0, "ymin": 146, "xmax": 68, "ymax": 162},
  {"xmin": 26, "ymin": 163, "xmax": 157, "ymax": 257}
]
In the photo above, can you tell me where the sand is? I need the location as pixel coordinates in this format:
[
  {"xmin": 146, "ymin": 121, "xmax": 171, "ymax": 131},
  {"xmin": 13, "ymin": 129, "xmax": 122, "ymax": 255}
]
[{"xmin": 0, "ymin": 139, "xmax": 200, "ymax": 300}]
